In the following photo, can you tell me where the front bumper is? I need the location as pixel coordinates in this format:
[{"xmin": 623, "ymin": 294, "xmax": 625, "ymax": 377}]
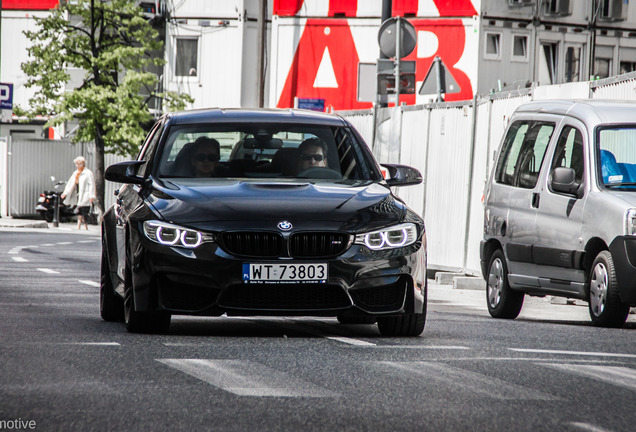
[{"xmin": 129, "ymin": 232, "xmax": 425, "ymax": 317}]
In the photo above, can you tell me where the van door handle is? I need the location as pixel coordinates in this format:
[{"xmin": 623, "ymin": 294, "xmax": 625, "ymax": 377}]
[{"xmin": 532, "ymin": 193, "xmax": 540, "ymax": 208}]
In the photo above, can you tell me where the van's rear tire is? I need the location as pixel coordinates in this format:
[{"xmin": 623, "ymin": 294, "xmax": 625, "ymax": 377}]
[
  {"xmin": 588, "ymin": 251, "xmax": 629, "ymax": 328},
  {"xmin": 486, "ymin": 249, "xmax": 524, "ymax": 319}
]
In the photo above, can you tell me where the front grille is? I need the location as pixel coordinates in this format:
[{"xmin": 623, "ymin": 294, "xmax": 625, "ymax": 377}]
[
  {"xmin": 219, "ymin": 231, "xmax": 350, "ymax": 258},
  {"xmin": 221, "ymin": 232, "xmax": 283, "ymax": 257},
  {"xmin": 218, "ymin": 283, "xmax": 351, "ymax": 311},
  {"xmin": 290, "ymin": 232, "xmax": 350, "ymax": 258}
]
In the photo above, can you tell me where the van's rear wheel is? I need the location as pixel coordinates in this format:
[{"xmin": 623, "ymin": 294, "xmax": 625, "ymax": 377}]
[
  {"xmin": 588, "ymin": 251, "xmax": 629, "ymax": 328},
  {"xmin": 486, "ymin": 249, "xmax": 524, "ymax": 319}
]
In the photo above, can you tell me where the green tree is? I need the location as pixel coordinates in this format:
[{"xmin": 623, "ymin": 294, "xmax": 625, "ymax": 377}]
[{"xmin": 18, "ymin": 0, "xmax": 192, "ymax": 214}]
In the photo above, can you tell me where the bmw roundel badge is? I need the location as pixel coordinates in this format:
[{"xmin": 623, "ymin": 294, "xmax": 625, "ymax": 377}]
[{"xmin": 277, "ymin": 220, "xmax": 293, "ymax": 231}]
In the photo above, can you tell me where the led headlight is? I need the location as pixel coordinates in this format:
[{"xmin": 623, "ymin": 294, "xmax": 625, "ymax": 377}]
[
  {"xmin": 625, "ymin": 209, "xmax": 636, "ymax": 236},
  {"xmin": 354, "ymin": 223, "xmax": 418, "ymax": 250},
  {"xmin": 143, "ymin": 220, "xmax": 212, "ymax": 248}
]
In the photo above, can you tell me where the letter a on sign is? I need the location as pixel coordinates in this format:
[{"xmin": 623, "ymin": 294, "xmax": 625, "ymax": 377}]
[{"xmin": 277, "ymin": 19, "xmax": 372, "ymax": 111}]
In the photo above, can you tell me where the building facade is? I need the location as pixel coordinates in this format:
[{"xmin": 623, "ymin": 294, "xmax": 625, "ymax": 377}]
[{"xmin": 3, "ymin": 1, "xmax": 636, "ymax": 125}]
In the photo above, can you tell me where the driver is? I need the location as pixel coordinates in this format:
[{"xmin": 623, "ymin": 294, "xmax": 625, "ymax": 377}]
[{"xmin": 297, "ymin": 137, "xmax": 328, "ymax": 173}]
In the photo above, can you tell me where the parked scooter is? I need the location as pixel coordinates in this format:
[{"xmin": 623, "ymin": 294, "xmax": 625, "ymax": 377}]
[{"xmin": 35, "ymin": 177, "xmax": 75, "ymax": 224}]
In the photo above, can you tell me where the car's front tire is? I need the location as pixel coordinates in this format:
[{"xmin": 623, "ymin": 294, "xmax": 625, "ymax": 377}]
[
  {"xmin": 123, "ymin": 243, "xmax": 170, "ymax": 334},
  {"xmin": 486, "ymin": 249, "xmax": 524, "ymax": 319},
  {"xmin": 377, "ymin": 280, "xmax": 427, "ymax": 336},
  {"xmin": 588, "ymin": 250, "xmax": 629, "ymax": 328},
  {"xmin": 100, "ymin": 246, "xmax": 124, "ymax": 322}
]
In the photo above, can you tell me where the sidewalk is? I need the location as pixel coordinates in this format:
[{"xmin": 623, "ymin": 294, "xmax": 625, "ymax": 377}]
[
  {"xmin": 0, "ymin": 217, "xmax": 100, "ymax": 233},
  {"xmin": 428, "ymin": 278, "xmax": 636, "ymax": 324}
]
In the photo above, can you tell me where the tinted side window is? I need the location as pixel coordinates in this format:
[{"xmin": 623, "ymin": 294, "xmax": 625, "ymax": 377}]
[
  {"xmin": 495, "ymin": 120, "xmax": 555, "ymax": 188},
  {"xmin": 551, "ymin": 126, "xmax": 584, "ymax": 184},
  {"xmin": 137, "ymin": 120, "xmax": 163, "ymax": 177}
]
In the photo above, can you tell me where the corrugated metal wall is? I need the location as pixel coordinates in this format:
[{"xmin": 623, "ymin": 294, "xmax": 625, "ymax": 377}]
[{"xmin": 3, "ymin": 138, "xmax": 127, "ymax": 218}]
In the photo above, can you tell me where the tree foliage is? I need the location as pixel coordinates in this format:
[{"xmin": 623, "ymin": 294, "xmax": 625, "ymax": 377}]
[
  {"xmin": 20, "ymin": 0, "xmax": 192, "ymax": 155},
  {"xmin": 19, "ymin": 0, "xmax": 193, "ymax": 212}
]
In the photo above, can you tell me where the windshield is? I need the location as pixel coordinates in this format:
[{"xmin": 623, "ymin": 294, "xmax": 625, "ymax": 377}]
[
  {"xmin": 598, "ymin": 126, "xmax": 636, "ymax": 188},
  {"xmin": 155, "ymin": 123, "xmax": 380, "ymax": 182}
]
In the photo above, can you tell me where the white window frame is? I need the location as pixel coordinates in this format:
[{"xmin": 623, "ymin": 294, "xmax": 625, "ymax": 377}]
[
  {"xmin": 511, "ymin": 34, "xmax": 529, "ymax": 62},
  {"xmin": 484, "ymin": 31, "xmax": 502, "ymax": 60},
  {"xmin": 173, "ymin": 36, "xmax": 200, "ymax": 81}
]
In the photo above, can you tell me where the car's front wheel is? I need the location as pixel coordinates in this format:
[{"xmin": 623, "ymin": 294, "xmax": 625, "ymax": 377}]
[
  {"xmin": 100, "ymin": 246, "xmax": 124, "ymax": 322},
  {"xmin": 377, "ymin": 280, "xmax": 427, "ymax": 336},
  {"xmin": 486, "ymin": 249, "xmax": 524, "ymax": 319},
  {"xmin": 123, "ymin": 246, "xmax": 170, "ymax": 334},
  {"xmin": 588, "ymin": 250, "xmax": 629, "ymax": 328}
]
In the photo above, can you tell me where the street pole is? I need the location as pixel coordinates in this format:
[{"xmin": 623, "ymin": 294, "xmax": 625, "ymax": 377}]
[
  {"xmin": 256, "ymin": 0, "xmax": 267, "ymax": 107},
  {"xmin": 378, "ymin": 0, "xmax": 392, "ymax": 108},
  {"xmin": 395, "ymin": 16, "xmax": 401, "ymax": 106}
]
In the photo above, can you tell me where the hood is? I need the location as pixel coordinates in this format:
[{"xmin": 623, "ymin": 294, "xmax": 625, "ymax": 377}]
[
  {"xmin": 146, "ymin": 178, "xmax": 407, "ymax": 232},
  {"xmin": 605, "ymin": 189, "xmax": 636, "ymax": 207}
]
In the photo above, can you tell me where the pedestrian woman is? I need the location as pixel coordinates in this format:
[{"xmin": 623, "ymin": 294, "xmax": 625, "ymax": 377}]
[{"xmin": 60, "ymin": 156, "xmax": 96, "ymax": 230}]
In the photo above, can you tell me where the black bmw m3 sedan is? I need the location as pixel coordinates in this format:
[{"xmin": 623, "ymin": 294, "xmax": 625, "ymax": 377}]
[{"xmin": 100, "ymin": 108, "xmax": 427, "ymax": 336}]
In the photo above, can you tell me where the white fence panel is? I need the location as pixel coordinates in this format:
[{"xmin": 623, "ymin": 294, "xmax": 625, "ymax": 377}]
[
  {"xmin": 423, "ymin": 105, "xmax": 474, "ymax": 271},
  {"xmin": 591, "ymin": 74, "xmax": 636, "ymax": 100},
  {"xmin": 394, "ymin": 106, "xmax": 429, "ymax": 218},
  {"xmin": 340, "ymin": 110, "xmax": 375, "ymax": 149}
]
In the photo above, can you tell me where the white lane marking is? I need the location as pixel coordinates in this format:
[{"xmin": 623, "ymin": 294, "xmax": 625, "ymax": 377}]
[
  {"xmin": 568, "ymin": 422, "xmax": 613, "ymax": 432},
  {"xmin": 544, "ymin": 363, "xmax": 636, "ymax": 391},
  {"xmin": 62, "ymin": 342, "xmax": 121, "ymax": 346},
  {"xmin": 56, "ymin": 242, "xmax": 73, "ymax": 245},
  {"xmin": 326, "ymin": 336, "xmax": 376, "ymax": 346},
  {"xmin": 9, "ymin": 245, "xmax": 39, "ymax": 254},
  {"xmin": 37, "ymin": 268, "xmax": 60, "ymax": 274},
  {"xmin": 78, "ymin": 280, "xmax": 99, "ymax": 287},
  {"xmin": 158, "ymin": 359, "xmax": 339, "ymax": 397},
  {"xmin": 374, "ymin": 345, "xmax": 471, "ymax": 350},
  {"xmin": 380, "ymin": 362, "xmax": 557, "ymax": 400},
  {"xmin": 11, "ymin": 257, "xmax": 28, "ymax": 262},
  {"xmin": 77, "ymin": 240, "xmax": 96, "ymax": 244},
  {"xmin": 41, "ymin": 243, "xmax": 55, "ymax": 247},
  {"xmin": 510, "ymin": 348, "xmax": 636, "ymax": 359}
]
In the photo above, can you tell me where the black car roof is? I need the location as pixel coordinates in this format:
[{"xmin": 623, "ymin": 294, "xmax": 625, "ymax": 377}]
[{"xmin": 166, "ymin": 108, "xmax": 348, "ymax": 126}]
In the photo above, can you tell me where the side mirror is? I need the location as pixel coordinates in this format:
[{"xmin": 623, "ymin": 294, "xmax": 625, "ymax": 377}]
[
  {"xmin": 105, "ymin": 161, "xmax": 148, "ymax": 185},
  {"xmin": 550, "ymin": 167, "xmax": 583, "ymax": 199},
  {"xmin": 382, "ymin": 164, "xmax": 423, "ymax": 187}
]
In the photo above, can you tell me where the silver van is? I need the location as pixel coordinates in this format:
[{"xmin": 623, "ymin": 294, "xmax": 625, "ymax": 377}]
[{"xmin": 481, "ymin": 100, "xmax": 636, "ymax": 327}]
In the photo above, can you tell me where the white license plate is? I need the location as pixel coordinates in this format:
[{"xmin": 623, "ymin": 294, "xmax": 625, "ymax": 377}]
[{"xmin": 243, "ymin": 263, "xmax": 327, "ymax": 284}]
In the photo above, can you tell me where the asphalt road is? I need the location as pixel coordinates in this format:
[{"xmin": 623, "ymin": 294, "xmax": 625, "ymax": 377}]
[{"xmin": 0, "ymin": 228, "xmax": 635, "ymax": 432}]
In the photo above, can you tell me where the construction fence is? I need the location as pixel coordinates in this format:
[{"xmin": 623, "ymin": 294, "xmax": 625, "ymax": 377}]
[{"xmin": 340, "ymin": 72, "xmax": 636, "ymax": 276}]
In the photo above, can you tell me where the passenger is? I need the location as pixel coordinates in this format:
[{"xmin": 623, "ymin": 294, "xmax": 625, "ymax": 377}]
[
  {"xmin": 296, "ymin": 137, "xmax": 328, "ymax": 173},
  {"xmin": 190, "ymin": 136, "xmax": 221, "ymax": 177}
]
